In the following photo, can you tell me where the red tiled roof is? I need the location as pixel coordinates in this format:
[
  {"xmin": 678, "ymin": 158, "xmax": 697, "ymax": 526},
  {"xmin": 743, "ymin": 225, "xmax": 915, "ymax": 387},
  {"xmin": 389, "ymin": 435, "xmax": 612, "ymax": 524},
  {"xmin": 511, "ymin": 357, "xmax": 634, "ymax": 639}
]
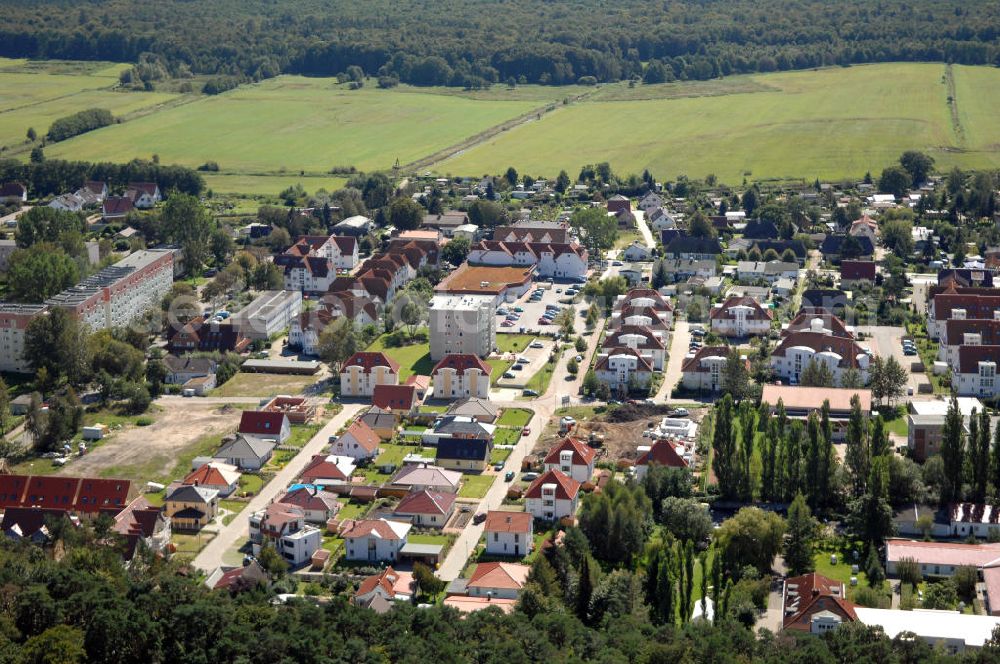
[
  {"xmin": 432, "ymin": 354, "xmax": 492, "ymax": 376},
  {"xmin": 617, "ymin": 288, "xmax": 674, "ymax": 312},
  {"xmin": 771, "ymin": 331, "xmax": 866, "ymax": 369},
  {"xmin": 783, "ymin": 310, "xmax": 854, "ymax": 339},
  {"xmin": 524, "ymin": 469, "xmax": 580, "ymax": 500},
  {"xmin": 933, "ymin": 292, "xmax": 1000, "ymax": 322},
  {"xmin": 709, "ymin": 295, "xmax": 773, "ymax": 321},
  {"xmin": 300, "ymin": 455, "xmax": 351, "ymax": 483},
  {"xmin": 278, "ymin": 487, "xmax": 341, "ymax": 513},
  {"xmin": 782, "ymin": 573, "xmax": 857, "ymax": 632},
  {"xmin": 840, "ymin": 260, "xmax": 876, "ymax": 281},
  {"xmin": 238, "ymin": 411, "xmax": 288, "ymax": 436},
  {"xmin": 331, "ymin": 235, "xmax": 357, "ymax": 254},
  {"xmin": 342, "ymin": 351, "xmax": 400, "ymax": 374},
  {"xmin": 680, "ymin": 345, "xmax": 730, "ymax": 373},
  {"xmin": 372, "ymin": 384, "xmax": 418, "ymax": 411},
  {"xmin": 468, "ymin": 562, "xmax": 530, "ymax": 591},
  {"xmin": 355, "ymin": 566, "xmax": 414, "ymax": 599},
  {"xmin": 0, "ymin": 475, "xmax": 132, "ymax": 513},
  {"xmin": 182, "ymin": 463, "xmax": 239, "ymax": 489},
  {"xmin": 944, "ymin": 318, "xmax": 1000, "ymax": 347},
  {"xmin": 484, "ymin": 510, "xmax": 532, "ymax": 534},
  {"xmin": 341, "ymin": 420, "xmax": 381, "ymax": 454},
  {"xmin": 637, "ymin": 440, "xmax": 688, "ymax": 468},
  {"xmin": 958, "ymin": 345, "xmax": 1000, "ymax": 374},
  {"xmin": 102, "ymin": 196, "xmax": 133, "ymax": 216},
  {"xmin": 342, "ymin": 519, "xmax": 407, "ymax": 540},
  {"xmin": 543, "ymin": 437, "xmax": 596, "ymax": 467},
  {"xmin": 394, "ymin": 489, "xmax": 456, "ymax": 516},
  {"xmin": 603, "ymin": 325, "xmax": 666, "ymax": 350},
  {"xmin": 594, "ymin": 346, "xmax": 653, "ymax": 372}
]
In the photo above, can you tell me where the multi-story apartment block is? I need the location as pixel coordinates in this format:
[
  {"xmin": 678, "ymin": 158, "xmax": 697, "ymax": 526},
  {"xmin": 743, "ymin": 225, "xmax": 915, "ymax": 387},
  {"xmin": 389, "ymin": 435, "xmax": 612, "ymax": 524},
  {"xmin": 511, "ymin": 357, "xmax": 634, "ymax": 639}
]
[
  {"xmin": 428, "ymin": 294, "xmax": 495, "ymax": 361},
  {"xmin": 0, "ymin": 304, "xmax": 48, "ymax": 373}
]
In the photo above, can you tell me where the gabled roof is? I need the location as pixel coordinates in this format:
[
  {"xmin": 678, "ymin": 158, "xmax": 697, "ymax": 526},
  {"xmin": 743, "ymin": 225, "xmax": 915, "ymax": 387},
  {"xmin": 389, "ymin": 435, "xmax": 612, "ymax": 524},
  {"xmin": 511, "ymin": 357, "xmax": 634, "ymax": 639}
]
[
  {"xmin": 215, "ymin": 435, "xmax": 276, "ymax": 461},
  {"xmin": 886, "ymin": 539, "xmax": 1000, "ymax": 569},
  {"xmin": 944, "ymin": 318, "xmax": 1000, "ymax": 346},
  {"xmin": 238, "ymin": 411, "xmax": 288, "ymax": 437},
  {"xmin": 372, "ymin": 384, "xmax": 419, "ymax": 411},
  {"xmin": 771, "ymin": 331, "xmax": 866, "ymax": 369},
  {"xmin": 183, "ymin": 462, "xmax": 240, "ymax": 489},
  {"xmin": 637, "ymin": 440, "xmax": 688, "ymax": 468},
  {"xmin": 709, "ymin": 295, "xmax": 773, "ymax": 321},
  {"xmin": 603, "ymin": 325, "xmax": 666, "ymax": 350},
  {"xmin": 468, "ymin": 562, "xmax": 530, "ymax": 591},
  {"xmin": 355, "ymin": 566, "xmax": 414, "ymax": 600},
  {"xmin": 665, "ymin": 237, "xmax": 722, "ymax": 256},
  {"xmin": 0, "ymin": 475, "xmax": 132, "ymax": 513},
  {"xmin": 392, "ymin": 463, "xmax": 462, "ymax": 489},
  {"xmin": 299, "ymin": 454, "xmax": 354, "ymax": 483},
  {"xmin": 342, "ymin": 518, "xmax": 411, "ymax": 541},
  {"xmin": 543, "ymin": 437, "xmax": 596, "ymax": 467},
  {"xmin": 340, "ymin": 420, "xmax": 381, "ymax": 454},
  {"xmin": 524, "ymin": 469, "xmax": 580, "ymax": 500},
  {"xmin": 278, "ymin": 486, "xmax": 342, "ymax": 513},
  {"xmin": 681, "ymin": 345, "xmax": 730, "ymax": 373},
  {"xmin": 594, "ymin": 346, "xmax": 653, "ymax": 372},
  {"xmin": 783, "ymin": 310, "xmax": 854, "ymax": 339},
  {"xmin": 342, "ymin": 351, "xmax": 400, "ymax": 374},
  {"xmin": 166, "ymin": 484, "xmax": 218, "ymax": 505},
  {"xmin": 394, "ymin": 489, "xmax": 456, "ymax": 516},
  {"xmin": 820, "ymin": 234, "xmax": 874, "ymax": 256},
  {"xmin": 782, "ymin": 573, "xmax": 857, "ymax": 632},
  {"xmin": 484, "ymin": 510, "xmax": 532, "ymax": 534},
  {"xmin": 840, "ymin": 260, "xmax": 876, "ymax": 281},
  {"xmin": 432, "ymin": 353, "xmax": 492, "ymax": 376},
  {"xmin": 360, "ymin": 406, "xmax": 398, "ymax": 431},
  {"xmin": 958, "ymin": 345, "xmax": 1000, "ymax": 374},
  {"xmin": 617, "ymin": 288, "xmax": 673, "ymax": 312},
  {"xmin": 445, "ymin": 397, "xmax": 499, "ymax": 422},
  {"xmin": 102, "ymin": 196, "xmax": 133, "ymax": 216},
  {"xmin": 436, "ymin": 437, "xmax": 489, "ymax": 462},
  {"xmin": 163, "ymin": 355, "xmax": 216, "ymax": 375}
]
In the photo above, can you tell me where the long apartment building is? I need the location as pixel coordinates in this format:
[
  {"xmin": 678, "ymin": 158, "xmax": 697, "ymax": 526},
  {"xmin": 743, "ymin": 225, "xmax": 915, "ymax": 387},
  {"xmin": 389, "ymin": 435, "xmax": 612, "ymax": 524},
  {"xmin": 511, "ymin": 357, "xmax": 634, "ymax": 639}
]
[{"xmin": 0, "ymin": 249, "xmax": 174, "ymax": 373}]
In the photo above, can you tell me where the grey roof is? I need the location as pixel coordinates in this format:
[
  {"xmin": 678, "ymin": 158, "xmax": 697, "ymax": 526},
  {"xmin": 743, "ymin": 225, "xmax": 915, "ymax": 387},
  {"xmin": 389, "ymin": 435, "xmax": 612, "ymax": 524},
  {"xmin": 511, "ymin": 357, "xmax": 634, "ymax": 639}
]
[
  {"xmin": 433, "ymin": 416, "xmax": 493, "ymax": 439},
  {"xmin": 216, "ymin": 434, "xmax": 276, "ymax": 460},
  {"xmin": 163, "ymin": 355, "xmax": 216, "ymax": 374},
  {"xmin": 361, "ymin": 407, "xmax": 398, "ymax": 430},
  {"xmin": 399, "ymin": 542, "xmax": 444, "ymax": 555},
  {"xmin": 445, "ymin": 397, "xmax": 499, "ymax": 422},
  {"xmin": 166, "ymin": 484, "xmax": 219, "ymax": 504}
]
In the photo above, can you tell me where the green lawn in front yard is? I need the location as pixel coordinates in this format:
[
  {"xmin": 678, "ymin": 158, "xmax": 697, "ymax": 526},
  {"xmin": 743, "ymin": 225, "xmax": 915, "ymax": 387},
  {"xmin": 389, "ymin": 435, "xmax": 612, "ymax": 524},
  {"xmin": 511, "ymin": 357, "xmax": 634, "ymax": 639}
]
[
  {"xmin": 366, "ymin": 335, "xmax": 434, "ymax": 380},
  {"xmin": 490, "ymin": 447, "xmax": 512, "ymax": 464},
  {"xmin": 171, "ymin": 532, "xmax": 215, "ymax": 556},
  {"xmin": 337, "ymin": 502, "xmax": 370, "ymax": 521},
  {"xmin": 375, "ymin": 443, "xmax": 435, "ymax": 468},
  {"xmin": 493, "ymin": 428, "xmax": 522, "ymax": 446},
  {"xmin": 238, "ymin": 474, "xmax": 264, "ymax": 496},
  {"xmin": 883, "ymin": 414, "xmax": 909, "ymax": 438},
  {"xmin": 495, "ymin": 334, "xmax": 537, "ymax": 354},
  {"xmin": 813, "ymin": 548, "xmax": 891, "ymax": 607},
  {"xmin": 408, "ymin": 533, "xmax": 454, "ymax": 549},
  {"xmin": 285, "ymin": 424, "xmax": 323, "ymax": 448},
  {"xmin": 497, "ymin": 408, "xmax": 534, "ymax": 428},
  {"xmin": 459, "ymin": 474, "xmax": 495, "ymax": 498}
]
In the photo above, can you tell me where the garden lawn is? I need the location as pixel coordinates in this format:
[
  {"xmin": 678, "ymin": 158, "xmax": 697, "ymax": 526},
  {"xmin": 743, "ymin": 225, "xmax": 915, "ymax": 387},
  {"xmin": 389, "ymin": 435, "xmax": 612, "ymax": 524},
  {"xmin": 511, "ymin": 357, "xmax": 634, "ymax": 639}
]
[
  {"xmin": 212, "ymin": 372, "xmax": 318, "ymax": 398},
  {"xmin": 237, "ymin": 474, "xmax": 264, "ymax": 496},
  {"xmin": 375, "ymin": 443, "xmax": 435, "ymax": 468},
  {"xmin": 497, "ymin": 408, "xmax": 533, "ymax": 428},
  {"xmin": 458, "ymin": 474, "xmax": 495, "ymax": 499},
  {"xmin": 493, "ymin": 428, "xmax": 522, "ymax": 446},
  {"xmin": 285, "ymin": 424, "xmax": 323, "ymax": 448},
  {"xmin": 488, "ymin": 359, "xmax": 513, "ymax": 386},
  {"xmin": 366, "ymin": 335, "xmax": 434, "ymax": 381},
  {"xmin": 337, "ymin": 502, "xmax": 370, "ymax": 521},
  {"xmin": 518, "ymin": 359, "xmax": 557, "ymax": 399},
  {"xmin": 495, "ymin": 334, "xmax": 537, "ymax": 354},
  {"xmin": 490, "ymin": 447, "xmax": 512, "ymax": 464}
]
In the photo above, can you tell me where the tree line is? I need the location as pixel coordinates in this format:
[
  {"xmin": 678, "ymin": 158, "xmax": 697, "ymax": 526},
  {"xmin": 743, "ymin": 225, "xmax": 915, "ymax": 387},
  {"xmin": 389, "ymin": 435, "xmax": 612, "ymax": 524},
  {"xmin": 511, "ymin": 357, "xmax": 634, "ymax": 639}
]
[
  {"xmin": 0, "ymin": 157, "xmax": 204, "ymax": 198},
  {"xmin": 0, "ymin": 0, "xmax": 998, "ymax": 88},
  {"xmin": 45, "ymin": 108, "xmax": 115, "ymax": 143}
]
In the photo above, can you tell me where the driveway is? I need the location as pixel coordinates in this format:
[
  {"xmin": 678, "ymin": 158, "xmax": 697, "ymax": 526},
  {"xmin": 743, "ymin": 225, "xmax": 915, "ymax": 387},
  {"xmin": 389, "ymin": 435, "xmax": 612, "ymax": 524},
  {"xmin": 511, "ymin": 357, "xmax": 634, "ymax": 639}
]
[
  {"xmin": 857, "ymin": 325, "xmax": 929, "ymax": 394},
  {"xmin": 633, "ymin": 210, "xmax": 656, "ymax": 249},
  {"xmin": 907, "ymin": 272, "xmax": 937, "ymax": 315},
  {"xmin": 658, "ymin": 320, "xmax": 690, "ymax": 402},
  {"xmin": 191, "ymin": 402, "xmax": 365, "ymax": 572}
]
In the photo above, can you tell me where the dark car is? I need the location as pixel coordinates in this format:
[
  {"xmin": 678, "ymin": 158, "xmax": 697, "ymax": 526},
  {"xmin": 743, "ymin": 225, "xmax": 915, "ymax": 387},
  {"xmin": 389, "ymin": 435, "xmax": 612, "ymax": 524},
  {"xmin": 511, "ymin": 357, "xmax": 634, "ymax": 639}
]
[
  {"xmin": 473, "ymin": 513, "xmax": 488, "ymax": 525},
  {"xmin": 505, "ymin": 471, "xmax": 515, "ymax": 482}
]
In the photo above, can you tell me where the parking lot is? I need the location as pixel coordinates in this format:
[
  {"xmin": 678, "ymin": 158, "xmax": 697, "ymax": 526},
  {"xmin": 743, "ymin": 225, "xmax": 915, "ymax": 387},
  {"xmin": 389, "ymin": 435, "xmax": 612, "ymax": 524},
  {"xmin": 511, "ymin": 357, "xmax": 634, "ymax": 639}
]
[
  {"xmin": 496, "ymin": 336, "xmax": 554, "ymax": 388},
  {"xmin": 495, "ymin": 279, "xmax": 590, "ymax": 337},
  {"xmin": 857, "ymin": 325, "xmax": 930, "ymax": 393}
]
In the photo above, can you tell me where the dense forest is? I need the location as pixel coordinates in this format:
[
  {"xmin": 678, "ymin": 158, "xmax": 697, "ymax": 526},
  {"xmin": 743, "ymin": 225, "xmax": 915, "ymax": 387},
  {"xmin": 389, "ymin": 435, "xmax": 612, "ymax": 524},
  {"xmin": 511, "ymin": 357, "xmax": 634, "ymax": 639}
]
[{"xmin": 0, "ymin": 0, "xmax": 998, "ymax": 87}]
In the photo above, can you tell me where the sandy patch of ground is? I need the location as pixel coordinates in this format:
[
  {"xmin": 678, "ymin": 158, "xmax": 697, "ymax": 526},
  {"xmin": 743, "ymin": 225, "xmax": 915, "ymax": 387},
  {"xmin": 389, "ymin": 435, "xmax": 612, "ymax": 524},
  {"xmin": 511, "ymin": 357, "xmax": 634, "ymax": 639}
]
[{"xmin": 58, "ymin": 400, "xmax": 248, "ymax": 484}]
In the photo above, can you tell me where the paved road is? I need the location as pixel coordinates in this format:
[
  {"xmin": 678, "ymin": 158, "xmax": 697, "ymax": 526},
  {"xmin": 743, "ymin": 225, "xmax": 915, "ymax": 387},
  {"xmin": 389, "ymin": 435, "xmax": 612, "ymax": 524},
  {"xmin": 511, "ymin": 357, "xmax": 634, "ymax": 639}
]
[
  {"xmin": 908, "ymin": 272, "xmax": 937, "ymax": 315},
  {"xmin": 191, "ymin": 402, "xmax": 365, "ymax": 572},
  {"xmin": 857, "ymin": 325, "xmax": 929, "ymax": 393},
  {"xmin": 436, "ymin": 397, "xmax": 556, "ymax": 581},
  {"xmin": 633, "ymin": 210, "xmax": 656, "ymax": 249},
  {"xmin": 657, "ymin": 320, "xmax": 690, "ymax": 402}
]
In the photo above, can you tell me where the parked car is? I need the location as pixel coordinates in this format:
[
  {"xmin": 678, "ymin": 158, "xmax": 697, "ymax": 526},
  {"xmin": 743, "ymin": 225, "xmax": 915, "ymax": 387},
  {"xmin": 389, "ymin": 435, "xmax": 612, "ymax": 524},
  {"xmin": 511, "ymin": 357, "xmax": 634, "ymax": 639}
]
[
  {"xmin": 523, "ymin": 389, "xmax": 539, "ymax": 397},
  {"xmin": 522, "ymin": 427, "xmax": 530, "ymax": 436},
  {"xmin": 511, "ymin": 364, "xmax": 523, "ymax": 371},
  {"xmin": 669, "ymin": 408, "xmax": 690, "ymax": 418},
  {"xmin": 513, "ymin": 307, "xmax": 524, "ymax": 312},
  {"xmin": 503, "ymin": 371, "xmax": 515, "ymax": 379},
  {"xmin": 501, "ymin": 320, "xmax": 514, "ymax": 327},
  {"xmin": 691, "ymin": 328, "xmax": 706, "ymax": 337},
  {"xmin": 493, "ymin": 462, "xmax": 505, "ymax": 471},
  {"xmin": 529, "ymin": 341, "xmax": 544, "ymax": 349},
  {"xmin": 473, "ymin": 513, "xmax": 488, "ymax": 524},
  {"xmin": 505, "ymin": 471, "xmax": 515, "ymax": 482},
  {"xmin": 522, "ymin": 473, "xmax": 539, "ymax": 482}
]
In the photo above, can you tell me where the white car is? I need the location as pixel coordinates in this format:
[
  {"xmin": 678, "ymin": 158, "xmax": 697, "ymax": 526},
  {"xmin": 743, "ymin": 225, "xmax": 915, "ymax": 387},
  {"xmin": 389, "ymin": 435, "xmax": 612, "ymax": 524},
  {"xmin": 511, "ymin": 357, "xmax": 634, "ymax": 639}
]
[{"xmin": 529, "ymin": 341, "xmax": 544, "ymax": 349}]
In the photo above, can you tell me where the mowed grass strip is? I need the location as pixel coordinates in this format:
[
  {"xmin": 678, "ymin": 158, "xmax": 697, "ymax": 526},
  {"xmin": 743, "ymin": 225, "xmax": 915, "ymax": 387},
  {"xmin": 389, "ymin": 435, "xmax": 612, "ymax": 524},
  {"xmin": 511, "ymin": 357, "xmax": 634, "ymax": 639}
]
[
  {"xmin": 440, "ymin": 63, "xmax": 1000, "ymax": 182},
  {"xmin": 202, "ymin": 173, "xmax": 348, "ymax": 195},
  {"xmin": 46, "ymin": 77, "xmax": 545, "ymax": 173}
]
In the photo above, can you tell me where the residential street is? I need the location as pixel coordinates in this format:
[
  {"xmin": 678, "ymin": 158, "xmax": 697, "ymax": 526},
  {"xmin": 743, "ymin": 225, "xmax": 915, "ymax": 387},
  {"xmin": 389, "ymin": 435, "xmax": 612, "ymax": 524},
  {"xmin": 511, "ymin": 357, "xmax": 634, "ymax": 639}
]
[
  {"xmin": 657, "ymin": 320, "xmax": 690, "ymax": 402},
  {"xmin": 191, "ymin": 402, "xmax": 365, "ymax": 572},
  {"xmin": 435, "ymin": 397, "xmax": 556, "ymax": 581},
  {"xmin": 633, "ymin": 210, "xmax": 656, "ymax": 249}
]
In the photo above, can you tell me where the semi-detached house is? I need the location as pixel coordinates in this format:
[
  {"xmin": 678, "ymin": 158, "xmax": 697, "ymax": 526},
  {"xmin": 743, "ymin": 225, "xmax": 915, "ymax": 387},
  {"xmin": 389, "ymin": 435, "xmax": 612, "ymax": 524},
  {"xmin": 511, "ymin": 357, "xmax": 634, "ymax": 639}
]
[
  {"xmin": 340, "ymin": 351, "xmax": 400, "ymax": 397},
  {"xmin": 770, "ymin": 330, "xmax": 871, "ymax": 385},
  {"xmin": 709, "ymin": 295, "xmax": 773, "ymax": 337}
]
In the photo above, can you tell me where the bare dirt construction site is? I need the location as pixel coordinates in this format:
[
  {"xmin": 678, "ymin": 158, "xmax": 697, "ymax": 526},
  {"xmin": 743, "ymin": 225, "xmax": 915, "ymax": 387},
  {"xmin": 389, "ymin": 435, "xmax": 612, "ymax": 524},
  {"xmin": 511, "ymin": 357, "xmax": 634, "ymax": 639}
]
[
  {"xmin": 534, "ymin": 403, "xmax": 708, "ymax": 466},
  {"xmin": 55, "ymin": 401, "xmax": 249, "ymax": 485}
]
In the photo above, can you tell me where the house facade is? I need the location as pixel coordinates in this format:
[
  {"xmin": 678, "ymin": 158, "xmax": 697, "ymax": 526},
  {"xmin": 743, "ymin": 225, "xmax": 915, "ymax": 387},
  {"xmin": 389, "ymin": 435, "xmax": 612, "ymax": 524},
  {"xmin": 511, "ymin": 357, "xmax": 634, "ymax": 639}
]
[
  {"xmin": 330, "ymin": 420, "xmax": 381, "ymax": 460},
  {"xmin": 343, "ymin": 519, "xmax": 411, "ymax": 562},
  {"xmin": 542, "ymin": 437, "xmax": 596, "ymax": 484},
  {"xmin": 769, "ymin": 331, "xmax": 871, "ymax": 385},
  {"xmin": 594, "ymin": 347, "xmax": 653, "ymax": 393},
  {"xmin": 431, "ymin": 354, "xmax": 492, "ymax": 399},
  {"xmin": 248, "ymin": 503, "xmax": 322, "ymax": 566},
  {"xmin": 340, "ymin": 351, "xmax": 400, "ymax": 397},
  {"xmin": 524, "ymin": 470, "xmax": 580, "ymax": 521},
  {"xmin": 484, "ymin": 511, "xmax": 533, "ymax": 557},
  {"xmin": 709, "ymin": 295, "xmax": 773, "ymax": 337},
  {"xmin": 680, "ymin": 345, "xmax": 733, "ymax": 393}
]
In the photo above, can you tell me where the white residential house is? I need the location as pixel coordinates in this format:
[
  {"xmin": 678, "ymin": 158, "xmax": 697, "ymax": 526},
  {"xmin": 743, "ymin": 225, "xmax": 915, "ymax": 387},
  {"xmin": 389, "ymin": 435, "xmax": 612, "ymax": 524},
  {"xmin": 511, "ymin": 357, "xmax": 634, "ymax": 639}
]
[
  {"xmin": 343, "ymin": 519, "xmax": 411, "ymax": 562},
  {"xmin": 638, "ymin": 191, "xmax": 664, "ymax": 213},
  {"xmin": 594, "ymin": 347, "xmax": 653, "ymax": 393},
  {"xmin": 431, "ymin": 354, "xmax": 492, "ymax": 399},
  {"xmin": 248, "ymin": 503, "xmax": 322, "ymax": 567},
  {"xmin": 340, "ymin": 351, "xmax": 400, "ymax": 397},
  {"xmin": 623, "ymin": 241, "xmax": 652, "ymax": 262},
  {"xmin": 330, "ymin": 421, "xmax": 381, "ymax": 460},
  {"xmin": 770, "ymin": 331, "xmax": 871, "ymax": 386},
  {"xmin": 709, "ymin": 295, "xmax": 773, "ymax": 337},
  {"xmin": 649, "ymin": 207, "xmax": 678, "ymax": 231},
  {"xmin": 542, "ymin": 437, "xmax": 596, "ymax": 484},
  {"xmin": 953, "ymin": 346, "xmax": 1000, "ymax": 398},
  {"xmin": 603, "ymin": 325, "xmax": 666, "ymax": 370},
  {"xmin": 484, "ymin": 511, "xmax": 533, "ymax": 557},
  {"xmin": 680, "ymin": 346, "xmax": 734, "ymax": 392},
  {"xmin": 525, "ymin": 470, "xmax": 580, "ymax": 521}
]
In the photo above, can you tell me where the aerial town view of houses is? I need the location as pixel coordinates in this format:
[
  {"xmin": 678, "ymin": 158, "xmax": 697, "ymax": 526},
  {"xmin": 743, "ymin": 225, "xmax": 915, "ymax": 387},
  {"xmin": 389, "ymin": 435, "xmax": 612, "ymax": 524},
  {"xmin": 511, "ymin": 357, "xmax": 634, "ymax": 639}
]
[
  {"xmin": 5, "ymin": 147, "xmax": 1000, "ymax": 654},
  {"xmin": 3, "ymin": 2, "xmax": 1000, "ymax": 658}
]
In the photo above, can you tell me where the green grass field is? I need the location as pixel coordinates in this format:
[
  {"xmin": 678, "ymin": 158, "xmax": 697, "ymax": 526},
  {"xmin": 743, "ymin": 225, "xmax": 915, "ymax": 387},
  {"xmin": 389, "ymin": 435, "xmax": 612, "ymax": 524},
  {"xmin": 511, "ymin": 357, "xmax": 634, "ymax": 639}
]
[
  {"xmin": 439, "ymin": 63, "xmax": 1000, "ymax": 182},
  {"xmin": 458, "ymin": 474, "xmax": 495, "ymax": 499},
  {"xmin": 0, "ymin": 57, "xmax": 179, "ymax": 152},
  {"xmin": 366, "ymin": 335, "xmax": 434, "ymax": 380},
  {"xmin": 202, "ymin": 173, "xmax": 348, "ymax": 195},
  {"xmin": 46, "ymin": 76, "xmax": 547, "ymax": 174}
]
